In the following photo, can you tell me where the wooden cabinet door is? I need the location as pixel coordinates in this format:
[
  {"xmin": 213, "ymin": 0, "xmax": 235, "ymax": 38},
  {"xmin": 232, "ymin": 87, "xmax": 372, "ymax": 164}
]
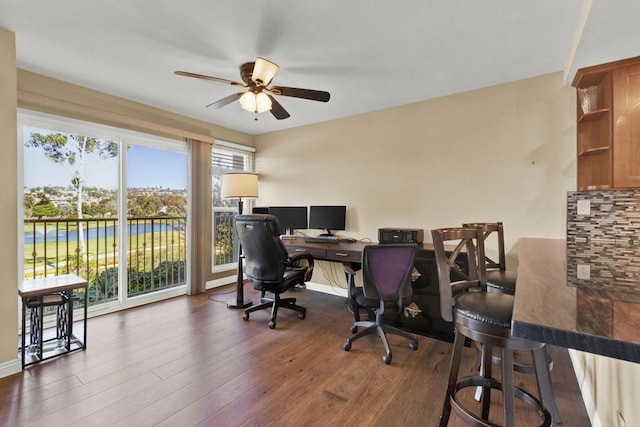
[{"xmin": 613, "ymin": 63, "xmax": 640, "ymax": 187}]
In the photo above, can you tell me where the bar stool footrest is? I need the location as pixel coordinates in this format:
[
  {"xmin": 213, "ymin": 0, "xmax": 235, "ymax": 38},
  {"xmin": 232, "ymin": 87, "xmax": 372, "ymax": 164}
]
[{"xmin": 451, "ymin": 375, "xmax": 552, "ymax": 427}]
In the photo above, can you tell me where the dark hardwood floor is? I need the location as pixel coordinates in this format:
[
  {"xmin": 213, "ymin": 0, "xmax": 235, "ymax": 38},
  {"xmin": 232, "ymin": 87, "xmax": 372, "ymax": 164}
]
[{"xmin": 1, "ymin": 284, "xmax": 591, "ymax": 426}]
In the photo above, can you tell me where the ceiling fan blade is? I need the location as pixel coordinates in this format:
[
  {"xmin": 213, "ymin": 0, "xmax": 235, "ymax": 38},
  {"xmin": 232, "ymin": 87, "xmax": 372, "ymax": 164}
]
[
  {"xmin": 268, "ymin": 95, "xmax": 290, "ymax": 120},
  {"xmin": 206, "ymin": 93, "xmax": 243, "ymax": 109},
  {"xmin": 174, "ymin": 71, "xmax": 245, "ymax": 87},
  {"xmin": 270, "ymin": 86, "xmax": 330, "ymax": 102}
]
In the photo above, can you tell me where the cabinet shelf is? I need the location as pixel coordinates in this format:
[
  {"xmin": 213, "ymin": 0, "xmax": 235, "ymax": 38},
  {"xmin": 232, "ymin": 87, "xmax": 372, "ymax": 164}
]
[
  {"xmin": 578, "ymin": 108, "xmax": 609, "ymax": 123},
  {"xmin": 578, "ymin": 146, "xmax": 610, "ymax": 157},
  {"xmin": 574, "ymin": 56, "xmax": 640, "ymax": 191}
]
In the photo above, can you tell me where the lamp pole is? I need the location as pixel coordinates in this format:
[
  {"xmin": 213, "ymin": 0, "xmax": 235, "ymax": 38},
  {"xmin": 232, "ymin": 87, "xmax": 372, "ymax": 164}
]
[
  {"xmin": 227, "ymin": 197, "xmax": 252, "ymax": 309},
  {"xmin": 221, "ymin": 172, "xmax": 257, "ymax": 309}
]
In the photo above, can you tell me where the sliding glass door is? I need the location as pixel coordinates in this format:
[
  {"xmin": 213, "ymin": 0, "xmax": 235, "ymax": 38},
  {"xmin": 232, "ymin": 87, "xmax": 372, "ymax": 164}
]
[
  {"xmin": 20, "ymin": 110, "xmax": 189, "ymax": 313},
  {"xmin": 125, "ymin": 144, "xmax": 187, "ymax": 299}
]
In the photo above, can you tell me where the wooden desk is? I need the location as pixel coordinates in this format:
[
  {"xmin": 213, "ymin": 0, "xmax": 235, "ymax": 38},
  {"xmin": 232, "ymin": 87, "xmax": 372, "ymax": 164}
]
[
  {"xmin": 19, "ymin": 274, "xmax": 88, "ymax": 368},
  {"xmin": 282, "ymin": 236, "xmax": 370, "ymax": 270},
  {"xmin": 282, "ymin": 237, "xmax": 462, "ymax": 342},
  {"xmin": 512, "ymin": 238, "xmax": 640, "ymax": 363}
]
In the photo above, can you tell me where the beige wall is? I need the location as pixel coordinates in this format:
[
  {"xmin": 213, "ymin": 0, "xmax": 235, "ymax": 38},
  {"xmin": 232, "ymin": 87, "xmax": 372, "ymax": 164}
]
[
  {"xmin": 255, "ymin": 72, "xmax": 577, "ymax": 281},
  {"xmin": 0, "ymin": 29, "xmax": 19, "ymax": 374}
]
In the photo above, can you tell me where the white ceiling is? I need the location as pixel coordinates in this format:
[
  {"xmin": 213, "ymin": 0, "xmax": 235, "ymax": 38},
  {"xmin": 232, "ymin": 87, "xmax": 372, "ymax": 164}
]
[{"xmin": 2, "ymin": 0, "xmax": 640, "ymax": 136}]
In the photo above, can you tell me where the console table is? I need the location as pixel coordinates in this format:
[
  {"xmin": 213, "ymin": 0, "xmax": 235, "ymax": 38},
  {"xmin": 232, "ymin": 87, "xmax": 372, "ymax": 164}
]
[
  {"xmin": 19, "ymin": 274, "xmax": 88, "ymax": 368},
  {"xmin": 282, "ymin": 237, "xmax": 466, "ymax": 342},
  {"xmin": 512, "ymin": 238, "xmax": 640, "ymax": 363}
]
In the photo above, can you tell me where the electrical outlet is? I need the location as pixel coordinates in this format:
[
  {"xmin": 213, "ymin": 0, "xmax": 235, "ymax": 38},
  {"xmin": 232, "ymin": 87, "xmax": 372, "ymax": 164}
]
[
  {"xmin": 577, "ymin": 263, "xmax": 591, "ymax": 280},
  {"xmin": 577, "ymin": 199, "xmax": 591, "ymax": 215}
]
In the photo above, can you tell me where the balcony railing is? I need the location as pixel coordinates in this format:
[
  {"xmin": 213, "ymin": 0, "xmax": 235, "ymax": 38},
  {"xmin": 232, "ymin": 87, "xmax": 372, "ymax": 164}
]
[
  {"xmin": 213, "ymin": 210, "xmax": 236, "ymax": 266},
  {"xmin": 24, "ymin": 216, "xmax": 187, "ymax": 306}
]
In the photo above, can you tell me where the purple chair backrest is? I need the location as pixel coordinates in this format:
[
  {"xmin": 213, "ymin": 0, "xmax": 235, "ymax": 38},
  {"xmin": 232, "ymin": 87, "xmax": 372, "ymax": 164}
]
[{"xmin": 362, "ymin": 244, "xmax": 417, "ymax": 300}]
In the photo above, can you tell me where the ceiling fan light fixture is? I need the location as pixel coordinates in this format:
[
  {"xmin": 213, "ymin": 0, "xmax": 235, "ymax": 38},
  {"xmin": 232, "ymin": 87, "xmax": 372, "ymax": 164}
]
[
  {"xmin": 239, "ymin": 91, "xmax": 272, "ymax": 113},
  {"xmin": 255, "ymin": 92, "xmax": 272, "ymax": 112},
  {"xmin": 252, "ymin": 57, "xmax": 279, "ymax": 86}
]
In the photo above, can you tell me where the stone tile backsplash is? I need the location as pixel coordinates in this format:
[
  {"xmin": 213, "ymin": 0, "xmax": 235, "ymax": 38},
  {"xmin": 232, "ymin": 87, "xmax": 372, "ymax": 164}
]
[{"xmin": 567, "ymin": 189, "xmax": 640, "ymax": 291}]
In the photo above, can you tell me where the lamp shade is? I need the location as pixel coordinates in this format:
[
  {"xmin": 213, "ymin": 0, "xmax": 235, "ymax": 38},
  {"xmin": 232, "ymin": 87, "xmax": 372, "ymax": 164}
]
[
  {"xmin": 252, "ymin": 57, "xmax": 279, "ymax": 86},
  {"xmin": 239, "ymin": 92, "xmax": 272, "ymax": 113},
  {"xmin": 221, "ymin": 173, "xmax": 259, "ymax": 199}
]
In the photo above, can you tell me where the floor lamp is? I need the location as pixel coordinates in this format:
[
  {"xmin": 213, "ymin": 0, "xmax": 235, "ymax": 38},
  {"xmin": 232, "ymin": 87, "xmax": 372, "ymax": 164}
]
[{"xmin": 221, "ymin": 172, "xmax": 258, "ymax": 309}]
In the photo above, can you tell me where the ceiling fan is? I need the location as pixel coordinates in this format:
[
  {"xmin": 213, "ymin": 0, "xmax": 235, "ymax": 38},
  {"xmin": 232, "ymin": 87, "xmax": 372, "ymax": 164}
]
[{"xmin": 174, "ymin": 57, "xmax": 330, "ymax": 120}]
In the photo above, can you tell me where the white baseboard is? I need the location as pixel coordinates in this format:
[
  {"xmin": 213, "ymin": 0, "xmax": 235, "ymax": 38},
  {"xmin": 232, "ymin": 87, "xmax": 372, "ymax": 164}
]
[
  {"xmin": 569, "ymin": 349, "xmax": 603, "ymax": 427},
  {"xmin": 206, "ymin": 275, "xmax": 236, "ymax": 290},
  {"xmin": 0, "ymin": 357, "xmax": 21, "ymax": 379},
  {"xmin": 206, "ymin": 276, "xmax": 348, "ymax": 298}
]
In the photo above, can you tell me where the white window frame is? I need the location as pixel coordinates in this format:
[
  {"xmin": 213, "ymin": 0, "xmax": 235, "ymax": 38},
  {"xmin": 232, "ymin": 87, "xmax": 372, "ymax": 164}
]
[{"xmin": 211, "ymin": 140, "xmax": 255, "ymax": 273}]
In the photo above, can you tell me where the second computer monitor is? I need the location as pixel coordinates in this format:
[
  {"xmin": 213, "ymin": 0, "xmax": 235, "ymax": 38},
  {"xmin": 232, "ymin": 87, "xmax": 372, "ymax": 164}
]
[
  {"xmin": 309, "ymin": 205, "xmax": 346, "ymax": 236},
  {"xmin": 269, "ymin": 206, "xmax": 308, "ymax": 235}
]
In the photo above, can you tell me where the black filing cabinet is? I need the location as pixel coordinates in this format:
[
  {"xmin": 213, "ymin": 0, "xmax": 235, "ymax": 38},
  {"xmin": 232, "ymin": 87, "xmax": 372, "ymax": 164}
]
[{"xmin": 397, "ymin": 247, "xmax": 467, "ymax": 342}]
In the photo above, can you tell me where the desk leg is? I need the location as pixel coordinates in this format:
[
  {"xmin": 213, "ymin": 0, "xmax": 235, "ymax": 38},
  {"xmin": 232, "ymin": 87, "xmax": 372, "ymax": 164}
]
[
  {"xmin": 83, "ymin": 285, "xmax": 88, "ymax": 349},
  {"xmin": 65, "ymin": 290, "xmax": 73, "ymax": 351},
  {"xmin": 35, "ymin": 299, "xmax": 44, "ymax": 362},
  {"xmin": 21, "ymin": 300, "xmax": 26, "ymax": 369}
]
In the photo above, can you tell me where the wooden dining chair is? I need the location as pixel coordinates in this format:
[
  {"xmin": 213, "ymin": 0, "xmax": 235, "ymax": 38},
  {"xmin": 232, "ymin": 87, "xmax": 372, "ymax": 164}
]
[{"xmin": 462, "ymin": 222, "xmax": 517, "ymax": 294}]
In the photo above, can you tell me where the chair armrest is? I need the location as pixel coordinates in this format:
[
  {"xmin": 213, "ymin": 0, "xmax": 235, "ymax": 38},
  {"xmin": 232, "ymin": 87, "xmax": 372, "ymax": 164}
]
[{"xmin": 288, "ymin": 251, "xmax": 314, "ymax": 282}]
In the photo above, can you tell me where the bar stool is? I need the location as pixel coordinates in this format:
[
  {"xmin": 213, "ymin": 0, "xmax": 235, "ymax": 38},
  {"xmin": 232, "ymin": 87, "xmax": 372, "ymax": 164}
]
[
  {"xmin": 462, "ymin": 222, "xmax": 517, "ymax": 294},
  {"xmin": 431, "ymin": 227, "xmax": 558, "ymax": 427},
  {"xmin": 463, "ymin": 222, "xmax": 560, "ymax": 423}
]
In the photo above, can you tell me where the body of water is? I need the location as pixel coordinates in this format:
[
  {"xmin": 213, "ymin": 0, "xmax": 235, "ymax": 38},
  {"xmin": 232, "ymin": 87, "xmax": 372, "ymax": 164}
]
[{"xmin": 24, "ymin": 222, "xmax": 183, "ymax": 244}]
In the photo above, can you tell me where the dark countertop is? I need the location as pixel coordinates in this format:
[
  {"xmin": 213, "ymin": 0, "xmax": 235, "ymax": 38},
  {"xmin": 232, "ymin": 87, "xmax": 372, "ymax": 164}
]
[{"xmin": 511, "ymin": 238, "xmax": 640, "ymax": 363}]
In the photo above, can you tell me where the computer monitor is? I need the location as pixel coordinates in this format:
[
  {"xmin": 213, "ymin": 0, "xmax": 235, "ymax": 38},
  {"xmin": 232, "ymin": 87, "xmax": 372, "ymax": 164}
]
[
  {"xmin": 309, "ymin": 205, "xmax": 346, "ymax": 236},
  {"xmin": 252, "ymin": 206, "xmax": 270, "ymax": 214},
  {"xmin": 268, "ymin": 206, "xmax": 308, "ymax": 235}
]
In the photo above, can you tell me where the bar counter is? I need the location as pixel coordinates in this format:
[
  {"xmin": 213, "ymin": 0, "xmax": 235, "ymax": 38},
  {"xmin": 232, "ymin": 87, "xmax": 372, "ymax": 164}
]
[{"xmin": 512, "ymin": 238, "xmax": 640, "ymax": 363}]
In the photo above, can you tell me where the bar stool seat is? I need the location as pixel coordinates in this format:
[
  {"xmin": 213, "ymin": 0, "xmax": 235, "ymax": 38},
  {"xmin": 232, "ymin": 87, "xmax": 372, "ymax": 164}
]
[
  {"xmin": 432, "ymin": 227, "xmax": 559, "ymax": 427},
  {"xmin": 486, "ymin": 269, "xmax": 517, "ymax": 294}
]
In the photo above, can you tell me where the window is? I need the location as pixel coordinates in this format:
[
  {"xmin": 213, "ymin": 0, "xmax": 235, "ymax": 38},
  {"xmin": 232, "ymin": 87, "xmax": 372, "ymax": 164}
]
[
  {"xmin": 211, "ymin": 141, "xmax": 255, "ymax": 270},
  {"xmin": 19, "ymin": 110, "xmax": 189, "ymax": 314}
]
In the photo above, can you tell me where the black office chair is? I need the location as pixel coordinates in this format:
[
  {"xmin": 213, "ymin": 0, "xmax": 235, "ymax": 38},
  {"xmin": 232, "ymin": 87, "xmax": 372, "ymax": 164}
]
[
  {"xmin": 343, "ymin": 244, "xmax": 419, "ymax": 364},
  {"xmin": 235, "ymin": 214, "xmax": 314, "ymax": 329},
  {"xmin": 431, "ymin": 227, "xmax": 559, "ymax": 426}
]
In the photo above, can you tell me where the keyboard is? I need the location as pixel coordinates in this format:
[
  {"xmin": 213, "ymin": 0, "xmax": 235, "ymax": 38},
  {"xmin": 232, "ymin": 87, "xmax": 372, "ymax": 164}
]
[
  {"xmin": 304, "ymin": 237, "xmax": 340, "ymax": 244},
  {"xmin": 303, "ymin": 237, "xmax": 357, "ymax": 244}
]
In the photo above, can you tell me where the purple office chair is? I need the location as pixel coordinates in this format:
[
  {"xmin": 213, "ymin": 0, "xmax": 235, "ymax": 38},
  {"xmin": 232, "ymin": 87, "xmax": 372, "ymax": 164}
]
[{"xmin": 343, "ymin": 244, "xmax": 418, "ymax": 364}]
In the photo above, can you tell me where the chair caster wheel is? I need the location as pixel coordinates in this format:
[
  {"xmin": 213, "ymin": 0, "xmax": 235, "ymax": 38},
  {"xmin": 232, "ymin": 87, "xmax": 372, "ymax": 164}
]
[
  {"xmin": 410, "ymin": 341, "xmax": 418, "ymax": 350},
  {"xmin": 383, "ymin": 354, "xmax": 392, "ymax": 364},
  {"xmin": 350, "ymin": 325, "xmax": 358, "ymax": 334},
  {"xmin": 242, "ymin": 313, "xmax": 249, "ymax": 321},
  {"xmin": 298, "ymin": 312, "xmax": 306, "ymax": 320},
  {"xmin": 269, "ymin": 321, "xmax": 276, "ymax": 329},
  {"xmin": 343, "ymin": 341, "xmax": 351, "ymax": 351}
]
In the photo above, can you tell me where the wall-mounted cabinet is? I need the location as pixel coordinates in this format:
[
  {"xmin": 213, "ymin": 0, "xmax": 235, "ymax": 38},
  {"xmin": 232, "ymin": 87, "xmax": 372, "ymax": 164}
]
[{"xmin": 572, "ymin": 56, "xmax": 640, "ymax": 190}]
